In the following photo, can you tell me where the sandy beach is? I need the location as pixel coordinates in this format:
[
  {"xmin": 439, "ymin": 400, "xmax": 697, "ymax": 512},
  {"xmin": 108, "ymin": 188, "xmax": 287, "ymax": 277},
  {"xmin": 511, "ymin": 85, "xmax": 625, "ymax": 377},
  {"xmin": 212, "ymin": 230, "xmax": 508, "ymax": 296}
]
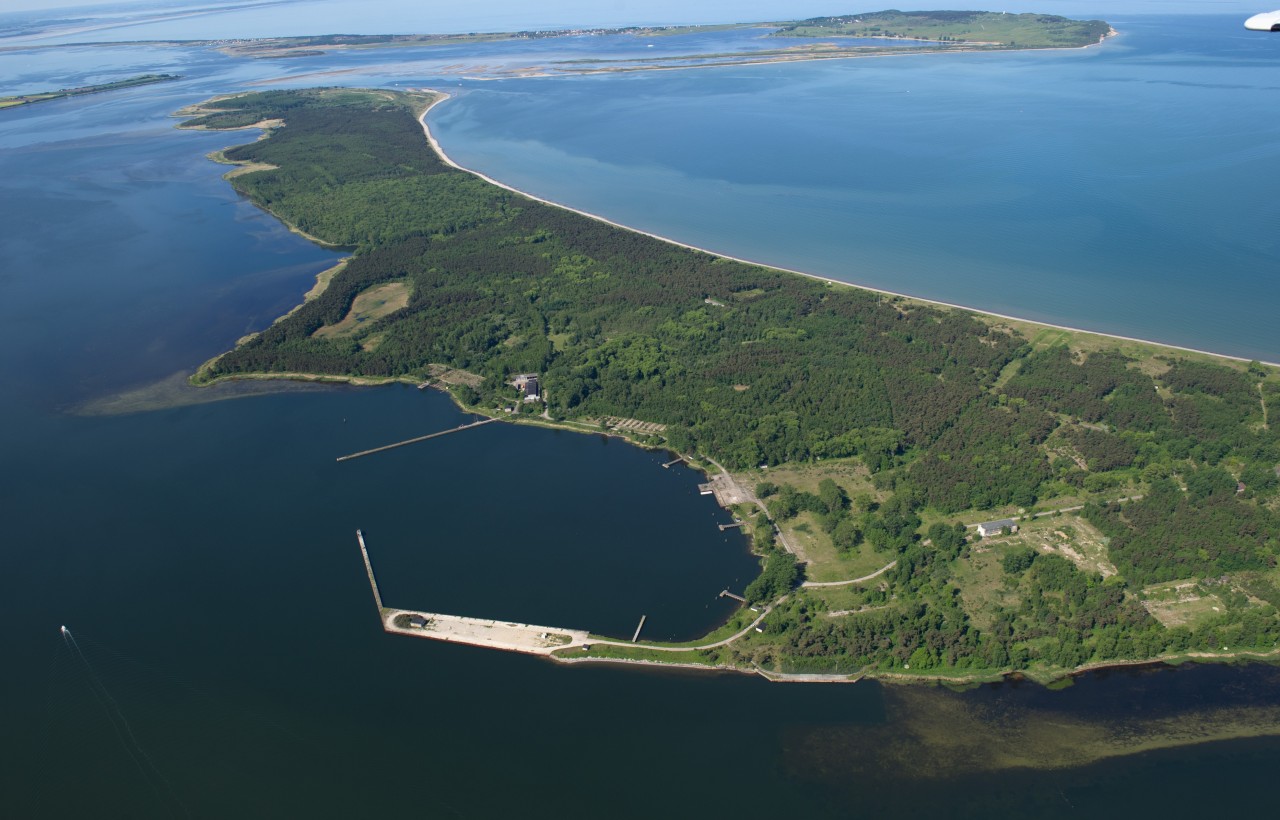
[{"xmin": 416, "ymin": 91, "xmax": 1275, "ymax": 369}]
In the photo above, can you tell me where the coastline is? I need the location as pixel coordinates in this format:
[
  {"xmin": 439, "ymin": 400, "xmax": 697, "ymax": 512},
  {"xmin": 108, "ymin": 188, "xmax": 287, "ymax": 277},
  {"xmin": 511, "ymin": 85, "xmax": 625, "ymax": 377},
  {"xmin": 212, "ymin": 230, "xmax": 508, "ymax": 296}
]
[
  {"xmin": 239, "ymin": 24, "xmax": 1116, "ymax": 86},
  {"xmin": 183, "ymin": 89, "xmax": 1280, "ymax": 688},
  {"xmin": 416, "ymin": 92, "xmax": 1275, "ymax": 369},
  {"xmin": 543, "ymin": 637, "xmax": 1280, "ymax": 687},
  {"xmin": 174, "ymin": 106, "xmax": 351, "ymax": 251}
]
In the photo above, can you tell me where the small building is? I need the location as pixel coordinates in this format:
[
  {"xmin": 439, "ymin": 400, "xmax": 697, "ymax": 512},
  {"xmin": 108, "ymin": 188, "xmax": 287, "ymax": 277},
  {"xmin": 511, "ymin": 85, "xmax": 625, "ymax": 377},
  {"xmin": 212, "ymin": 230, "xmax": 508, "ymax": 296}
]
[
  {"xmin": 511, "ymin": 373, "xmax": 541, "ymax": 401},
  {"xmin": 408, "ymin": 614, "xmax": 429, "ymax": 629},
  {"xmin": 977, "ymin": 519, "xmax": 1019, "ymax": 538}
]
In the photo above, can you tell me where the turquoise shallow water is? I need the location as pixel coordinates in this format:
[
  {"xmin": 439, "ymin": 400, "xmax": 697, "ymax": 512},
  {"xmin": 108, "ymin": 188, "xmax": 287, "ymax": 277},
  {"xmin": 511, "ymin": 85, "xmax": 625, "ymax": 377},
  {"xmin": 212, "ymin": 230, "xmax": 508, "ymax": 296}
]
[{"xmin": 4, "ymin": 12, "xmax": 1280, "ymax": 817}]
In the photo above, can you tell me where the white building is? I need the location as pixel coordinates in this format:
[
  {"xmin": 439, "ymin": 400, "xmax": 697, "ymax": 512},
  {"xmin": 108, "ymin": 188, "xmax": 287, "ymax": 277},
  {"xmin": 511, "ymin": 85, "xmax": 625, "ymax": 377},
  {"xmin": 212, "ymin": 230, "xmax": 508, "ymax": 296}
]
[{"xmin": 977, "ymin": 519, "xmax": 1019, "ymax": 538}]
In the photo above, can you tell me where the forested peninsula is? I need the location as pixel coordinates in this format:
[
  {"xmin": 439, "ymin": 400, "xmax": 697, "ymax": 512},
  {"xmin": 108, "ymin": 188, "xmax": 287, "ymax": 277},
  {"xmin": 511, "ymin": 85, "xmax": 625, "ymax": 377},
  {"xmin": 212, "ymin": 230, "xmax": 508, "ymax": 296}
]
[{"xmin": 181, "ymin": 88, "xmax": 1280, "ymax": 683}]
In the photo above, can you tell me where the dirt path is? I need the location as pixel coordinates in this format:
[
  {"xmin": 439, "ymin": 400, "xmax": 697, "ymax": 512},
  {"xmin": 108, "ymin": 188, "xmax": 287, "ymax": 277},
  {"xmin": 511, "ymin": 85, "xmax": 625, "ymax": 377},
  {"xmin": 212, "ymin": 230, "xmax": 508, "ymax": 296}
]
[
  {"xmin": 964, "ymin": 495, "xmax": 1144, "ymax": 528},
  {"xmin": 802, "ymin": 560, "xmax": 897, "ymax": 588},
  {"xmin": 700, "ymin": 455, "xmax": 807, "ymax": 560}
]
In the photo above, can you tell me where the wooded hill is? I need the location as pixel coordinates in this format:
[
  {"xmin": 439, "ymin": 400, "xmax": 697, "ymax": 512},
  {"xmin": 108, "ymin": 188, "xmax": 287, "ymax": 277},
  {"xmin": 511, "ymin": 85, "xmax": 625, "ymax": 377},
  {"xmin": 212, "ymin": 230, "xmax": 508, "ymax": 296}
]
[{"xmin": 184, "ymin": 89, "xmax": 1280, "ymax": 678}]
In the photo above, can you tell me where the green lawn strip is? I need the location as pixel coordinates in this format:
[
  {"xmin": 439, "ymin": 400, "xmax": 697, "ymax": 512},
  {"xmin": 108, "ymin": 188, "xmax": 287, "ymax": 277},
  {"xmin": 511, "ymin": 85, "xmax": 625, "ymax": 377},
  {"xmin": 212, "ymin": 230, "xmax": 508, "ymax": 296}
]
[{"xmin": 554, "ymin": 644, "xmax": 720, "ymax": 665}]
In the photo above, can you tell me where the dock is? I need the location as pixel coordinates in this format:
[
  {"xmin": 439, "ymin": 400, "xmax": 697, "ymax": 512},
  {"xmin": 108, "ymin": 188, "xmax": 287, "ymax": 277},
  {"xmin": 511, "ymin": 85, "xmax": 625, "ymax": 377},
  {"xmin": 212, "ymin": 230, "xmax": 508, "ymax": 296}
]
[
  {"xmin": 632, "ymin": 615, "xmax": 647, "ymax": 643},
  {"xmin": 718, "ymin": 521, "xmax": 745, "ymax": 531},
  {"xmin": 336, "ymin": 417, "xmax": 498, "ymax": 462},
  {"xmin": 699, "ymin": 469, "xmax": 752, "ymax": 507},
  {"xmin": 720, "ymin": 590, "xmax": 746, "ymax": 603},
  {"xmin": 662, "ymin": 457, "xmax": 685, "ymax": 469},
  {"xmin": 358, "ymin": 529, "xmax": 591, "ymax": 655},
  {"xmin": 384, "ymin": 608, "xmax": 590, "ymax": 655},
  {"xmin": 356, "ymin": 530, "xmax": 384, "ymax": 611}
]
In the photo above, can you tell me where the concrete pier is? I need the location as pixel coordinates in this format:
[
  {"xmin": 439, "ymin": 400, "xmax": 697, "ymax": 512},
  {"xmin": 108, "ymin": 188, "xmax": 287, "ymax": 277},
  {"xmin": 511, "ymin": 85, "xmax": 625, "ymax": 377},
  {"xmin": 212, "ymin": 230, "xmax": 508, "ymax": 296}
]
[
  {"xmin": 356, "ymin": 529, "xmax": 384, "ymax": 611},
  {"xmin": 336, "ymin": 417, "xmax": 498, "ymax": 462},
  {"xmin": 357, "ymin": 530, "xmax": 591, "ymax": 655},
  {"xmin": 385, "ymin": 608, "xmax": 590, "ymax": 655},
  {"xmin": 632, "ymin": 615, "xmax": 647, "ymax": 643}
]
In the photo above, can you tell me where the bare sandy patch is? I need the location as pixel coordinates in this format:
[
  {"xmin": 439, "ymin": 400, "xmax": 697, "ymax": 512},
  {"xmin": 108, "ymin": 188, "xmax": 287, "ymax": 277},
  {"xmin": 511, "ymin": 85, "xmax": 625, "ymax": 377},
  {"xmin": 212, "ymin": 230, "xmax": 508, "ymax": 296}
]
[{"xmin": 1141, "ymin": 580, "xmax": 1225, "ymax": 628}]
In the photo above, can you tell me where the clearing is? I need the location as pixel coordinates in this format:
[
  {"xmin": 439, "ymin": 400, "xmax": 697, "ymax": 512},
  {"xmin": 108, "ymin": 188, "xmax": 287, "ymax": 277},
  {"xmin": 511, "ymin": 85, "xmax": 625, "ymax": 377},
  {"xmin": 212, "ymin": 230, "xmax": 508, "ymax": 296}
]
[
  {"xmin": 952, "ymin": 547, "xmax": 1023, "ymax": 631},
  {"xmin": 1140, "ymin": 580, "xmax": 1225, "ymax": 628},
  {"xmin": 1012, "ymin": 515, "xmax": 1118, "ymax": 578},
  {"xmin": 737, "ymin": 458, "xmax": 890, "ymax": 582},
  {"xmin": 312, "ymin": 281, "xmax": 411, "ymax": 339}
]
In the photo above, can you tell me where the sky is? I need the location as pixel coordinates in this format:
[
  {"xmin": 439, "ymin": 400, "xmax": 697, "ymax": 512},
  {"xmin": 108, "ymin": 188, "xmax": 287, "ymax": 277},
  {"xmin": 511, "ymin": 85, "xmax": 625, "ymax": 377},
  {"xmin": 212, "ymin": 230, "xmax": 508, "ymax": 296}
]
[{"xmin": 3, "ymin": 0, "xmax": 1271, "ymax": 17}]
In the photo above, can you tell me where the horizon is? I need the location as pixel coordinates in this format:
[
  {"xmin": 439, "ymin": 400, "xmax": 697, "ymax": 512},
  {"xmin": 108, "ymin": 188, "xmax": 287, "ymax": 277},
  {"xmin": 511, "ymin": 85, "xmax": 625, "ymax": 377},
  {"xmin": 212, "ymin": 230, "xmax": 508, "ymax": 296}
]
[{"xmin": 3, "ymin": 0, "xmax": 1270, "ymax": 23}]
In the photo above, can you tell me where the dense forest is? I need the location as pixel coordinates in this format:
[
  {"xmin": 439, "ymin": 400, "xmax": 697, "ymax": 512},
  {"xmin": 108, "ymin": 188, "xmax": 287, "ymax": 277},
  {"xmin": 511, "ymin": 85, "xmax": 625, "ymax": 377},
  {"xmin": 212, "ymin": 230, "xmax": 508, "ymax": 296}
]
[{"xmin": 185, "ymin": 89, "xmax": 1280, "ymax": 678}]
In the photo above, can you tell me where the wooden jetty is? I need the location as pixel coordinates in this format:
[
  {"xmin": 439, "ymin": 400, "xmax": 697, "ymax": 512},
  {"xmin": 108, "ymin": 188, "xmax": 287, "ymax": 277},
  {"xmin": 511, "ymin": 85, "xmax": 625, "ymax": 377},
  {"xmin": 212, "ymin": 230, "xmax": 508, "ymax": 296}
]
[
  {"xmin": 632, "ymin": 615, "xmax": 647, "ymax": 643},
  {"xmin": 718, "ymin": 521, "xmax": 745, "ymax": 531},
  {"xmin": 336, "ymin": 417, "xmax": 498, "ymax": 462},
  {"xmin": 662, "ymin": 457, "xmax": 685, "ymax": 469},
  {"xmin": 720, "ymin": 590, "xmax": 746, "ymax": 603}
]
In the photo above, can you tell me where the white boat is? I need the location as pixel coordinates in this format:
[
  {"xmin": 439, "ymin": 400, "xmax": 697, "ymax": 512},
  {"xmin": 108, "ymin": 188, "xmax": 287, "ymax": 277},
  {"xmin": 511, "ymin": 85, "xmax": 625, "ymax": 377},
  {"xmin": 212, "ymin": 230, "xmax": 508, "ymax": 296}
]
[{"xmin": 1245, "ymin": 10, "xmax": 1280, "ymax": 30}]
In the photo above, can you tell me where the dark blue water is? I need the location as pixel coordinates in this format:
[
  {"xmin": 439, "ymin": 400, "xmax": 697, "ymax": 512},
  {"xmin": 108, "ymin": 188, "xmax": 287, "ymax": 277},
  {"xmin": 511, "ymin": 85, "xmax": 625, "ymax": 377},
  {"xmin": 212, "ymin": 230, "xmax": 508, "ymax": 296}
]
[{"xmin": 6, "ymin": 12, "xmax": 1280, "ymax": 818}]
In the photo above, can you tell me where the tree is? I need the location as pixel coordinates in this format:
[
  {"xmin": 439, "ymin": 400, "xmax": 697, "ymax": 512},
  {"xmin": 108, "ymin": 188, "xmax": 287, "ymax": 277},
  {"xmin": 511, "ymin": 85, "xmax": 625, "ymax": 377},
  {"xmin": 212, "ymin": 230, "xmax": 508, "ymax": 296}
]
[
  {"xmin": 817, "ymin": 478, "xmax": 849, "ymax": 516},
  {"xmin": 745, "ymin": 551, "xmax": 800, "ymax": 604}
]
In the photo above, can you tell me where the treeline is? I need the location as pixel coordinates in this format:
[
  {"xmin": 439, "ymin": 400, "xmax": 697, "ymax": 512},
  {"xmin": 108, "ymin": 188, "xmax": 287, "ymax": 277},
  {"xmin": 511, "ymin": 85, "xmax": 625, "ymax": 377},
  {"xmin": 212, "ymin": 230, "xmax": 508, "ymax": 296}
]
[
  {"xmin": 191, "ymin": 91, "xmax": 1029, "ymax": 478},
  {"xmin": 187, "ymin": 90, "xmax": 1280, "ymax": 672}
]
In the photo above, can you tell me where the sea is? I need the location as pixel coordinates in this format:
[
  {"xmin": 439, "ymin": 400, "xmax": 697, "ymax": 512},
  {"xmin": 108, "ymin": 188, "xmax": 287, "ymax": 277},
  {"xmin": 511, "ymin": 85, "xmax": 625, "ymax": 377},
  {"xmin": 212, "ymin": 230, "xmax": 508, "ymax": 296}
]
[{"xmin": 3, "ymin": 5, "xmax": 1280, "ymax": 817}]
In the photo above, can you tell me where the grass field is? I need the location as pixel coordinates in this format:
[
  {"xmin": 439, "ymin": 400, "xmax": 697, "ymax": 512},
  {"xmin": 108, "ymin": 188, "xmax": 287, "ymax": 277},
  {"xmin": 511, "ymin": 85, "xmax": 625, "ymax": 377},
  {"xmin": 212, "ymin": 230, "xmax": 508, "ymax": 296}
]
[
  {"xmin": 312, "ymin": 281, "xmax": 411, "ymax": 339},
  {"xmin": 737, "ymin": 458, "xmax": 894, "ymax": 582},
  {"xmin": 1140, "ymin": 580, "xmax": 1225, "ymax": 628},
  {"xmin": 1012, "ymin": 515, "xmax": 1118, "ymax": 578},
  {"xmin": 952, "ymin": 548, "xmax": 1020, "ymax": 631}
]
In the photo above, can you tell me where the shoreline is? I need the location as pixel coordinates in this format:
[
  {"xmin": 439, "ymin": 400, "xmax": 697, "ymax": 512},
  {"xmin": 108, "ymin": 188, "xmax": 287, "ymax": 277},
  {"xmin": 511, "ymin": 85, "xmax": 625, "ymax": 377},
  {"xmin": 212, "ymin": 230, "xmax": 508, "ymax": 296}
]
[
  {"xmin": 416, "ymin": 89, "xmax": 1276, "ymax": 369},
  {"xmin": 184, "ymin": 89, "xmax": 1280, "ymax": 687},
  {"xmin": 547, "ymin": 635, "xmax": 1280, "ymax": 687},
  {"xmin": 249, "ymin": 37, "xmax": 1114, "ymax": 86}
]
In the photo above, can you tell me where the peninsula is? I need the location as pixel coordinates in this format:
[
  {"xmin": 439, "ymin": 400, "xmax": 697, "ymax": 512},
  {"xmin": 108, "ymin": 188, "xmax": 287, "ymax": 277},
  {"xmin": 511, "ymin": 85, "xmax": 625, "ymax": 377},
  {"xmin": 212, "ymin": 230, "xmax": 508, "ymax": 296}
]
[
  {"xmin": 180, "ymin": 81, "xmax": 1280, "ymax": 685},
  {"xmin": 0, "ymin": 73, "xmax": 180, "ymax": 110},
  {"xmin": 211, "ymin": 10, "xmax": 1112, "ymax": 75}
]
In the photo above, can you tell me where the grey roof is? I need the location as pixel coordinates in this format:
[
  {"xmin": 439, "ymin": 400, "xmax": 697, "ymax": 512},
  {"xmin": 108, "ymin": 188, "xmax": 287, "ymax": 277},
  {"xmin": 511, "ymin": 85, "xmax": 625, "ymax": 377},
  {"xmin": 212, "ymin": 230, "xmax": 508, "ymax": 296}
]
[{"xmin": 979, "ymin": 519, "xmax": 1018, "ymax": 530}]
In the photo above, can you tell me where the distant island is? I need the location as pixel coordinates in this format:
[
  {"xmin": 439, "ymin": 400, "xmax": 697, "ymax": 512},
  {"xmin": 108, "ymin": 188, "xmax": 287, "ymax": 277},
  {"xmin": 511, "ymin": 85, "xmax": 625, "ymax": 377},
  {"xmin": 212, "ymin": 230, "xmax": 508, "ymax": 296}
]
[
  {"xmin": 774, "ymin": 10, "xmax": 1113, "ymax": 48},
  {"xmin": 179, "ymin": 76, "xmax": 1280, "ymax": 685},
  {"xmin": 0, "ymin": 73, "xmax": 181, "ymax": 110},
  {"xmin": 212, "ymin": 10, "xmax": 1112, "ymax": 73}
]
